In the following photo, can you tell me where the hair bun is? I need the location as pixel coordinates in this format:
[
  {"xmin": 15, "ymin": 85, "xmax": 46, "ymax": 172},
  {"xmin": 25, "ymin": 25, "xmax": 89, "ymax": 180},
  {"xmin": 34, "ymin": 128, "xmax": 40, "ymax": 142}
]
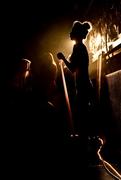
[{"xmin": 83, "ymin": 22, "xmax": 92, "ymax": 31}]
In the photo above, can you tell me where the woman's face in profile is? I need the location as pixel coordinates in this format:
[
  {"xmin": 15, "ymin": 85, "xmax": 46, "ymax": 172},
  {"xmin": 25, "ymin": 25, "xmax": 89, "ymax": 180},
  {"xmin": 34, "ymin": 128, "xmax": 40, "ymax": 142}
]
[{"xmin": 70, "ymin": 32, "xmax": 75, "ymax": 40}]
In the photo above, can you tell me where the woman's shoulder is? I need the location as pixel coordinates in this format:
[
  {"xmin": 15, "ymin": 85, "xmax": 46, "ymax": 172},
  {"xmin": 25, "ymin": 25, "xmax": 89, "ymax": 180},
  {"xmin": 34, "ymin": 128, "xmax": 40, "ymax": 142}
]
[
  {"xmin": 74, "ymin": 43, "xmax": 86, "ymax": 52},
  {"xmin": 74, "ymin": 42, "xmax": 85, "ymax": 48}
]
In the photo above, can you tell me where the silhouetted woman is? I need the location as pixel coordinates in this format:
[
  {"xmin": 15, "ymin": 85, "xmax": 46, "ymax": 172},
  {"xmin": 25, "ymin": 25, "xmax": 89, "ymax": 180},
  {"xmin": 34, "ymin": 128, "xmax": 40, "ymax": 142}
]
[{"xmin": 57, "ymin": 20, "xmax": 92, "ymax": 135}]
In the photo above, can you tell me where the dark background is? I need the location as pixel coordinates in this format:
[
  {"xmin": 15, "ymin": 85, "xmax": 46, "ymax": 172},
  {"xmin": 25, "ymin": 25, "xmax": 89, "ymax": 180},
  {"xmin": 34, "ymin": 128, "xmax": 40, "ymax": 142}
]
[
  {"xmin": 2, "ymin": 0, "xmax": 120, "ymax": 61},
  {"xmin": 1, "ymin": 0, "xmax": 121, "ymax": 175}
]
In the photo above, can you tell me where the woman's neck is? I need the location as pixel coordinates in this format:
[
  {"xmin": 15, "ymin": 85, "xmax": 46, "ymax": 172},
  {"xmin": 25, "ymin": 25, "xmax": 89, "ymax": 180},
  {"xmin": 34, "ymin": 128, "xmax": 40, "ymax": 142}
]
[{"xmin": 76, "ymin": 38, "xmax": 83, "ymax": 44}]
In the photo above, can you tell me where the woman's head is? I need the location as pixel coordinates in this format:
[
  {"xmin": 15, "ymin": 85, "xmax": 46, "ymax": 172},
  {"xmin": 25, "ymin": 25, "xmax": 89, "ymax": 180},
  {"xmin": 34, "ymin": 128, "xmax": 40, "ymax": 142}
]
[{"xmin": 70, "ymin": 21, "xmax": 92, "ymax": 41}]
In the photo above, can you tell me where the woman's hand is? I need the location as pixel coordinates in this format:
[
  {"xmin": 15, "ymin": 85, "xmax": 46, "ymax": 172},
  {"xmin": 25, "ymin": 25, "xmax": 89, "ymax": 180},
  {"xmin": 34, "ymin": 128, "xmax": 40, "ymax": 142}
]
[{"xmin": 57, "ymin": 52, "xmax": 65, "ymax": 60}]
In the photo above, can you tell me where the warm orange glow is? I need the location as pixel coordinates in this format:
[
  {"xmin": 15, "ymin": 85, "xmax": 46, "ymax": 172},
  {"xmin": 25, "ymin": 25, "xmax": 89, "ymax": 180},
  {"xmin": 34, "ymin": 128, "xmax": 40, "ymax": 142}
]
[
  {"xmin": 112, "ymin": 33, "xmax": 121, "ymax": 48},
  {"xmin": 95, "ymin": 34, "xmax": 103, "ymax": 47},
  {"xmin": 62, "ymin": 39, "xmax": 76, "ymax": 57},
  {"xmin": 49, "ymin": 52, "xmax": 56, "ymax": 66},
  {"xmin": 89, "ymin": 33, "xmax": 106, "ymax": 62},
  {"xmin": 98, "ymin": 55, "xmax": 102, "ymax": 99},
  {"xmin": 89, "ymin": 33, "xmax": 121, "ymax": 62},
  {"xmin": 25, "ymin": 70, "xmax": 30, "ymax": 78},
  {"xmin": 71, "ymin": 40, "xmax": 76, "ymax": 46}
]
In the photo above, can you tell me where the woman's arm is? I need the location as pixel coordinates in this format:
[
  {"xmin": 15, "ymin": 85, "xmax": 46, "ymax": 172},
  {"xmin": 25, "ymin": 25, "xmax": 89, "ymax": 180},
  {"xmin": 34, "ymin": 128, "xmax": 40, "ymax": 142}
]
[{"xmin": 57, "ymin": 52, "xmax": 74, "ymax": 72}]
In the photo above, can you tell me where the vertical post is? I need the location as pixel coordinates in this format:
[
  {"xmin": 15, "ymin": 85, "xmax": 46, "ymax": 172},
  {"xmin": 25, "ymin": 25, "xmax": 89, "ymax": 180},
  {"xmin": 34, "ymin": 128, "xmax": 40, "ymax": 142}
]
[{"xmin": 59, "ymin": 61, "xmax": 75, "ymax": 136}]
